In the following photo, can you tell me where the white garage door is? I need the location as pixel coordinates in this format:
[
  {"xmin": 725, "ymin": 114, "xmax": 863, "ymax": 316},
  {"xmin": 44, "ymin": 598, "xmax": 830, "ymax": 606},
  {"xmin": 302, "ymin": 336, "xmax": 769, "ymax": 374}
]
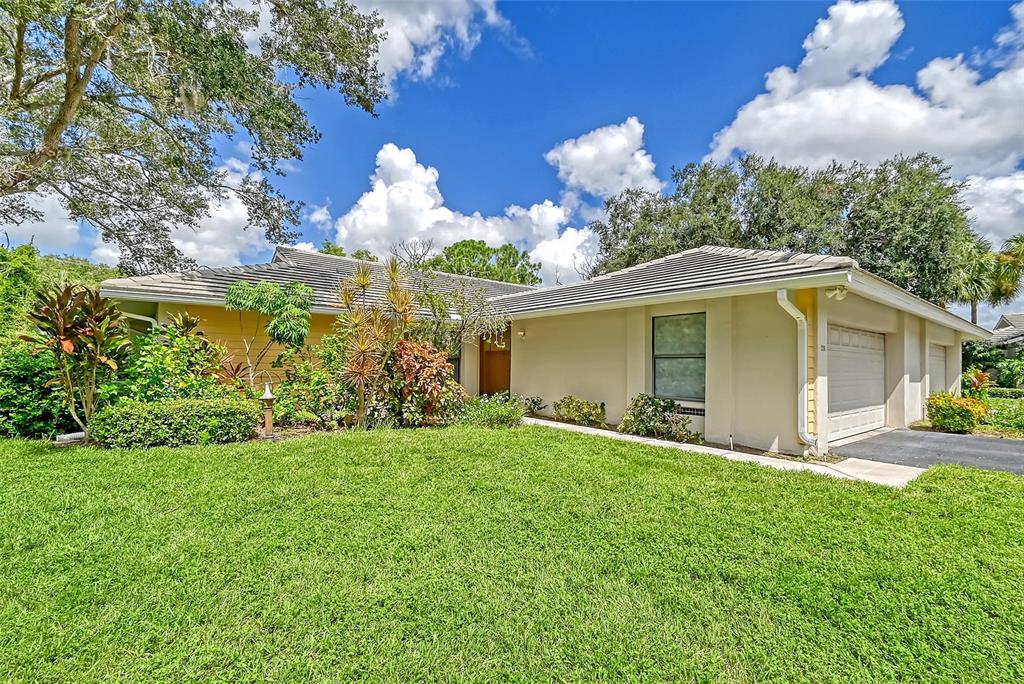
[
  {"xmin": 928, "ymin": 344, "xmax": 947, "ymax": 395},
  {"xmin": 828, "ymin": 325, "xmax": 886, "ymax": 441}
]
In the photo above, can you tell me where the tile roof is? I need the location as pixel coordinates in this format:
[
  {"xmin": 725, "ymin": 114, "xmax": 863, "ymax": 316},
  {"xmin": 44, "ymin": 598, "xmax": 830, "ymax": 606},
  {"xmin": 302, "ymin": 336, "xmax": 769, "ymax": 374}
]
[
  {"xmin": 491, "ymin": 246, "xmax": 856, "ymax": 315},
  {"xmin": 992, "ymin": 313, "xmax": 1024, "ymax": 346},
  {"xmin": 100, "ymin": 246, "xmax": 534, "ymax": 313}
]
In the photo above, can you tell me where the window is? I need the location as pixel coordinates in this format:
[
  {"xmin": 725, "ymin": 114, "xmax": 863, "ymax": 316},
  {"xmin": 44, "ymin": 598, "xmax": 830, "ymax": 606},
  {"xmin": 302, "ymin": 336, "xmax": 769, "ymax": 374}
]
[
  {"xmin": 653, "ymin": 313, "xmax": 706, "ymax": 401},
  {"xmin": 450, "ymin": 347, "xmax": 462, "ymax": 385}
]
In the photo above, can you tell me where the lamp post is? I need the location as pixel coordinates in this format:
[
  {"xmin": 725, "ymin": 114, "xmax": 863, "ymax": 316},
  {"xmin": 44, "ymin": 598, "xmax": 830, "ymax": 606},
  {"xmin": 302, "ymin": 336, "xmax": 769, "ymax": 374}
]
[{"xmin": 260, "ymin": 383, "xmax": 276, "ymax": 438}]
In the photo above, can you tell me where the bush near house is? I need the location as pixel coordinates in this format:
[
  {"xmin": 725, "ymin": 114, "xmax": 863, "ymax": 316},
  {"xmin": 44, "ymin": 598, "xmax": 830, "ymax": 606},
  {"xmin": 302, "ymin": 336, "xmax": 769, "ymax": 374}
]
[
  {"xmin": 553, "ymin": 395, "xmax": 606, "ymax": 427},
  {"xmin": 927, "ymin": 393, "xmax": 987, "ymax": 434},
  {"xmin": 89, "ymin": 398, "xmax": 260, "ymax": 448},
  {"xmin": 460, "ymin": 394, "xmax": 527, "ymax": 428},
  {"xmin": 0, "ymin": 344, "xmax": 77, "ymax": 439},
  {"xmin": 618, "ymin": 393, "xmax": 702, "ymax": 443}
]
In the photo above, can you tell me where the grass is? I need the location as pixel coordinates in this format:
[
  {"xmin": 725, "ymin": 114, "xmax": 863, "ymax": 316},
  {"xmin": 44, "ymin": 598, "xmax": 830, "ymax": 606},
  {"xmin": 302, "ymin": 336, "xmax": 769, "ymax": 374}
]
[
  {"xmin": 2, "ymin": 425, "xmax": 1023, "ymax": 682},
  {"xmin": 981, "ymin": 397, "xmax": 1024, "ymax": 438}
]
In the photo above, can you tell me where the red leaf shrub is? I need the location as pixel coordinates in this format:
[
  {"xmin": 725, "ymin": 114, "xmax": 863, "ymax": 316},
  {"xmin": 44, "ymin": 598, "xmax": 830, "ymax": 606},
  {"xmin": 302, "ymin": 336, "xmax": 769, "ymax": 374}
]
[{"xmin": 391, "ymin": 339, "xmax": 466, "ymax": 426}]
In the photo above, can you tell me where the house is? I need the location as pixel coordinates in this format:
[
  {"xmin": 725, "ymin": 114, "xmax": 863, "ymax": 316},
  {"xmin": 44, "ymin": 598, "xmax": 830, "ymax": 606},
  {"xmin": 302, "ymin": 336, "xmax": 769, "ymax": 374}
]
[
  {"xmin": 101, "ymin": 245, "xmax": 987, "ymax": 456},
  {"xmin": 991, "ymin": 314, "xmax": 1024, "ymax": 352}
]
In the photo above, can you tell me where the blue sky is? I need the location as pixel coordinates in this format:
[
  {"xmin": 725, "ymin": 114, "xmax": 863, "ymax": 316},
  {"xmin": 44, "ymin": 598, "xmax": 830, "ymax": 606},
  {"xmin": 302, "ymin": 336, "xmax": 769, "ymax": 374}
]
[{"xmin": 7, "ymin": 1, "xmax": 1024, "ymax": 323}]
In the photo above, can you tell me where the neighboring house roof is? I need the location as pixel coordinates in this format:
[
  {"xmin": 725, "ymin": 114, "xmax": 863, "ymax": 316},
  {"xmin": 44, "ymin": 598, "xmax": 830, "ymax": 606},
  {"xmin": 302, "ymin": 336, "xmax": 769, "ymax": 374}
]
[
  {"xmin": 492, "ymin": 246, "xmax": 988, "ymax": 338},
  {"xmin": 100, "ymin": 246, "xmax": 534, "ymax": 314},
  {"xmin": 991, "ymin": 313, "xmax": 1024, "ymax": 347}
]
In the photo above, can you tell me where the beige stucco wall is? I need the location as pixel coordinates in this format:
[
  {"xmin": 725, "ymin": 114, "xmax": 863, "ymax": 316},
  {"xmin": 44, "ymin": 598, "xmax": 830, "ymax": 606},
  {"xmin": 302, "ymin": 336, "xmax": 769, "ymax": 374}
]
[{"xmin": 511, "ymin": 287, "xmax": 965, "ymax": 456}]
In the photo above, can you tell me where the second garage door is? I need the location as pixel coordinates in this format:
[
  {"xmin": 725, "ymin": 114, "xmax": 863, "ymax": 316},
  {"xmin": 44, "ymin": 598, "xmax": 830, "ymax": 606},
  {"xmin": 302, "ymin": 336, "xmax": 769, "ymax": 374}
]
[{"xmin": 828, "ymin": 325, "xmax": 886, "ymax": 441}]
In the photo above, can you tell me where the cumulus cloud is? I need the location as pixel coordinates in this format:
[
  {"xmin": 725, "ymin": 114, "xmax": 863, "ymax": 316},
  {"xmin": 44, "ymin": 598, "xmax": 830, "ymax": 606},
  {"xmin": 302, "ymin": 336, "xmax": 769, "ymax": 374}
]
[
  {"xmin": 963, "ymin": 172, "xmax": 1024, "ymax": 247},
  {"xmin": 529, "ymin": 227, "xmax": 599, "ymax": 285},
  {"xmin": 362, "ymin": 0, "xmax": 509, "ymax": 83},
  {"xmin": 544, "ymin": 116, "xmax": 663, "ymax": 198},
  {"xmin": 332, "ymin": 143, "xmax": 572, "ymax": 260},
  {"xmin": 709, "ymin": 0, "xmax": 1024, "ymax": 177}
]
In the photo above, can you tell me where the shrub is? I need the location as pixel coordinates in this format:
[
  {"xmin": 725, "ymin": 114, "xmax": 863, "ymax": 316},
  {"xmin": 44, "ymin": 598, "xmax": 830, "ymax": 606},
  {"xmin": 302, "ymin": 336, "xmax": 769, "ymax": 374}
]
[
  {"xmin": 995, "ymin": 358, "xmax": 1024, "ymax": 389},
  {"xmin": 273, "ymin": 350, "xmax": 355, "ymax": 428},
  {"xmin": 553, "ymin": 395, "xmax": 606, "ymax": 427},
  {"xmin": 927, "ymin": 392, "xmax": 987, "ymax": 434},
  {"xmin": 521, "ymin": 396, "xmax": 547, "ymax": 415},
  {"xmin": 389, "ymin": 339, "xmax": 467, "ymax": 427},
  {"xmin": 89, "ymin": 398, "xmax": 260, "ymax": 448},
  {"xmin": 0, "ymin": 344, "xmax": 77, "ymax": 439},
  {"xmin": 983, "ymin": 398, "xmax": 1024, "ymax": 434},
  {"xmin": 961, "ymin": 368, "xmax": 992, "ymax": 400},
  {"xmin": 460, "ymin": 394, "xmax": 527, "ymax": 428},
  {"xmin": 116, "ymin": 313, "xmax": 226, "ymax": 403},
  {"xmin": 989, "ymin": 387, "xmax": 1024, "ymax": 400},
  {"xmin": 619, "ymin": 393, "xmax": 702, "ymax": 443}
]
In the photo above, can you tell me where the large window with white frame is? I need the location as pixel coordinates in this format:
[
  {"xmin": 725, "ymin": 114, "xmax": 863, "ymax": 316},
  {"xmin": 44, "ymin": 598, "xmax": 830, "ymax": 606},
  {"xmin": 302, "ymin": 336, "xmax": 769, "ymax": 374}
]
[{"xmin": 652, "ymin": 313, "xmax": 706, "ymax": 402}]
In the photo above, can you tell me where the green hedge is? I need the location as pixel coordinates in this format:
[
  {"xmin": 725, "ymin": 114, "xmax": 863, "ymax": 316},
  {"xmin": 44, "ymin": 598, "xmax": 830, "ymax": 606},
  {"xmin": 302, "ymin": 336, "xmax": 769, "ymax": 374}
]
[
  {"xmin": 0, "ymin": 344, "xmax": 77, "ymax": 439},
  {"xmin": 89, "ymin": 398, "xmax": 260, "ymax": 448},
  {"xmin": 553, "ymin": 395, "xmax": 606, "ymax": 427},
  {"xmin": 988, "ymin": 387, "xmax": 1024, "ymax": 400}
]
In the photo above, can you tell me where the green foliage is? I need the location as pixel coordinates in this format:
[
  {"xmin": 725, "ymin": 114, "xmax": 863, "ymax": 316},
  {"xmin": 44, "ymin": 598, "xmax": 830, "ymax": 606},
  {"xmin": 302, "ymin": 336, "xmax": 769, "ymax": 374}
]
[
  {"xmin": 351, "ymin": 249, "xmax": 378, "ymax": 262},
  {"xmin": 411, "ymin": 274, "xmax": 510, "ymax": 359},
  {"xmin": 589, "ymin": 154, "xmax": 980, "ymax": 304},
  {"xmin": 89, "ymin": 398, "xmax": 260, "ymax": 449},
  {"xmin": 272, "ymin": 346, "xmax": 355, "ymax": 428},
  {"xmin": 994, "ymin": 358, "xmax": 1024, "ymax": 388},
  {"xmin": 927, "ymin": 393, "xmax": 987, "ymax": 433},
  {"xmin": 459, "ymin": 394, "xmax": 527, "ymax": 428},
  {"xmin": 0, "ymin": 342, "xmax": 76, "ymax": 438},
  {"xmin": 961, "ymin": 368, "xmax": 993, "ymax": 400},
  {"xmin": 0, "ymin": 244, "xmax": 39, "ymax": 339},
  {"xmin": 618, "ymin": 393, "xmax": 702, "ymax": 443},
  {"xmin": 553, "ymin": 395, "xmax": 606, "ymax": 427},
  {"xmin": 388, "ymin": 339, "xmax": 466, "ymax": 427},
  {"xmin": 962, "ymin": 340, "xmax": 1005, "ymax": 372},
  {"xmin": 320, "ymin": 240, "xmax": 348, "ymax": 256},
  {"xmin": 982, "ymin": 398, "xmax": 1024, "ymax": 435},
  {"xmin": 20, "ymin": 284, "xmax": 132, "ymax": 433},
  {"xmin": 1, "ymin": 0, "xmax": 385, "ymax": 273},
  {"xmin": 224, "ymin": 280, "xmax": 313, "ymax": 386},
  {"xmin": 988, "ymin": 387, "xmax": 1024, "ymax": 400},
  {"xmin": 36, "ymin": 254, "xmax": 121, "ymax": 290},
  {"xmin": 116, "ymin": 314, "xmax": 226, "ymax": 403},
  {"xmin": 423, "ymin": 239, "xmax": 542, "ymax": 285},
  {"xmin": 521, "ymin": 395, "xmax": 547, "ymax": 415}
]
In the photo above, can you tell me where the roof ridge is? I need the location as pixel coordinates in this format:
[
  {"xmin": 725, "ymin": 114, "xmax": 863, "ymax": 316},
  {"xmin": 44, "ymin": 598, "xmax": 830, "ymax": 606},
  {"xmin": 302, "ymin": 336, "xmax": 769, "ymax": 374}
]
[
  {"xmin": 277, "ymin": 245, "xmax": 535, "ymax": 291},
  {"xmin": 698, "ymin": 245, "xmax": 859, "ymax": 269}
]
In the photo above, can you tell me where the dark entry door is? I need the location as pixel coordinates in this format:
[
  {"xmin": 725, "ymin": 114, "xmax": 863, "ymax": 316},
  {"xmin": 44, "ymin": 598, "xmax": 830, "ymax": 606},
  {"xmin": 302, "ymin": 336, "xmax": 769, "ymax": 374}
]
[{"xmin": 479, "ymin": 331, "xmax": 511, "ymax": 395}]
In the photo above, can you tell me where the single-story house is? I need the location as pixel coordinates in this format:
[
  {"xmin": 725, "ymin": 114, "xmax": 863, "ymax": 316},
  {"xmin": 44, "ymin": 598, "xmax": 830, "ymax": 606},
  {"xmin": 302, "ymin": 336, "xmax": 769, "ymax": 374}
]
[{"xmin": 101, "ymin": 245, "xmax": 987, "ymax": 456}]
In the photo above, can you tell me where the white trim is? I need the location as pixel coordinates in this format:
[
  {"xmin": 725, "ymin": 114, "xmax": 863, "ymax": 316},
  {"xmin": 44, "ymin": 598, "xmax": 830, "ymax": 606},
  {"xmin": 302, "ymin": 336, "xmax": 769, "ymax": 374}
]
[
  {"xmin": 509, "ymin": 271, "xmax": 851, "ymax": 320},
  {"xmin": 776, "ymin": 290, "xmax": 817, "ymax": 455}
]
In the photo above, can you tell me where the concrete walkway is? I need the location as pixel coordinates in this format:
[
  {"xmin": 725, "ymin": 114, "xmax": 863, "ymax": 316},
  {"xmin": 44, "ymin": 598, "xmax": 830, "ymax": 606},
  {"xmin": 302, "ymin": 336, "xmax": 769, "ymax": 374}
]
[{"xmin": 523, "ymin": 417, "xmax": 923, "ymax": 488}]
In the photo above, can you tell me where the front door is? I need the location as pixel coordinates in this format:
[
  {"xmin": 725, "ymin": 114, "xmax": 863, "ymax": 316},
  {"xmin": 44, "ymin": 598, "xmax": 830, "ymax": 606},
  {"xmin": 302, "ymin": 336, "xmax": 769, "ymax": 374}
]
[{"xmin": 479, "ymin": 329, "xmax": 511, "ymax": 396}]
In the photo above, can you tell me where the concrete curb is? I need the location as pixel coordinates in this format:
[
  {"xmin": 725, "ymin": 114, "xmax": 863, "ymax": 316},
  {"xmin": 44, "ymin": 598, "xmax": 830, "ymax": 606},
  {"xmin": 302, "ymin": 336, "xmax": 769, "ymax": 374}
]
[{"xmin": 522, "ymin": 417, "xmax": 924, "ymax": 488}]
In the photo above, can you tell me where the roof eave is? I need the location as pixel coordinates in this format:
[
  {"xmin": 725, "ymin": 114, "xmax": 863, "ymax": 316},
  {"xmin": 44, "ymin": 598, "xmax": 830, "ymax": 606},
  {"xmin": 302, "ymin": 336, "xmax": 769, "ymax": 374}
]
[
  {"xmin": 505, "ymin": 270, "xmax": 853, "ymax": 320},
  {"xmin": 100, "ymin": 287, "xmax": 343, "ymax": 316},
  {"xmin": 846, "ymin": 271, "xmax": 989, "ymax": 339}
]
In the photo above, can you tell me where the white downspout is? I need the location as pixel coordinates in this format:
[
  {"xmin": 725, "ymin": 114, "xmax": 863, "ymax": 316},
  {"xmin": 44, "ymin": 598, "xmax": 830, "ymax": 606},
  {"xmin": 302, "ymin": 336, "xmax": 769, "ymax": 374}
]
[
  {"xmin": 776, "ymin": 289, "xmax": 818, "ymax": 457},
  {"xmin": 122, "ymin": 312, "xmax": 159, "ymax": 329}
]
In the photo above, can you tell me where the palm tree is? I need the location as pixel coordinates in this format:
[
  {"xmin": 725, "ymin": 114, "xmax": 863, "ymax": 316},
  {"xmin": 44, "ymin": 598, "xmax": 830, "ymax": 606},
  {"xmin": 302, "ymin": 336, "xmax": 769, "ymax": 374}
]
[
  {"xmin": 951, "ymin": 237, "xmax": 996, "ymax": 324},
  {"xmin": 989, "ymin": 234, "xmax": 1024, "ymax": 316}
]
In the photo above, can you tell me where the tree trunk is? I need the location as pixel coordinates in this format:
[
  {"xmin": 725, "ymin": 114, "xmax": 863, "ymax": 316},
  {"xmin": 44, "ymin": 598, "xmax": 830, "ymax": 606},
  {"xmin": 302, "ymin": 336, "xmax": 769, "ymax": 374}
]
[{"xmin": 971, "ymin": 300, "xmax": 979, "ymax": 325}]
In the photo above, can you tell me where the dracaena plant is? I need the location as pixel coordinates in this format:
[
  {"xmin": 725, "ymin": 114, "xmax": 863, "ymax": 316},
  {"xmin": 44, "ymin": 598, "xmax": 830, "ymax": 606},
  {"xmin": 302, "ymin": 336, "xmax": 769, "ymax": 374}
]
[
  {"xmin": 20, "ymin": 284, "xmax": 132, "ymax": 436},
  {"xmin": 336, "ymin": 257, "xmax": 417, "ymax": 427}
]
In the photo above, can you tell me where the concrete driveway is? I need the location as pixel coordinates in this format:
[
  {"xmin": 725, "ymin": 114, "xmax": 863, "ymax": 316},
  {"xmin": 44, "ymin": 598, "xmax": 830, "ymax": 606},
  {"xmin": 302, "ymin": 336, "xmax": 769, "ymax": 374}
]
[{"xmin": 833, "ymin": 429, "xmax": 1024, "ymax": 475}]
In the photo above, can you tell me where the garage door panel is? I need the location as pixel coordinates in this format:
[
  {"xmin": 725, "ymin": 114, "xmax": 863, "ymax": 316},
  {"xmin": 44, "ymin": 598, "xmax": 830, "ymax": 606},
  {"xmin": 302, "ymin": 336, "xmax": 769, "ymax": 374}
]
[
  {"xmin": 828, "ymin": 326, "xmax": 886, "ymax": 441},
  {"xmin": 928, "ymin": 344, "xmax": 947, "ymax": 394}
]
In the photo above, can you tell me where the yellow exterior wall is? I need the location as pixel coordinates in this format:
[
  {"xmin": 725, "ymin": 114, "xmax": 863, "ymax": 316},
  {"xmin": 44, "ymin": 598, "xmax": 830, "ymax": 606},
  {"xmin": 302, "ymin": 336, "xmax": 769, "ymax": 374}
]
[{"xmin": 156, "ymin": 303, "xmax": 337, "ymax": 381}]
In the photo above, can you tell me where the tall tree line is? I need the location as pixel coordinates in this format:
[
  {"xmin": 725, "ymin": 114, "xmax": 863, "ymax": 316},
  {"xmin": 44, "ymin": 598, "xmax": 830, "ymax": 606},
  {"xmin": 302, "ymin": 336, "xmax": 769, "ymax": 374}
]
[{"xmin": 586, "ymin": 154, "xmax": 1022, "ymax": 320}]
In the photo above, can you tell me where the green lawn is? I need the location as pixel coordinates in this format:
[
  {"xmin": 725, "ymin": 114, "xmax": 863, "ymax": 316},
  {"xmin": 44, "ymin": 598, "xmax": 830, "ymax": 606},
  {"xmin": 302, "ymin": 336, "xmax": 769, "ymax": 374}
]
[{"xmin": 2, "ymin": 425, "xmax": 1023, "ymax": 682}]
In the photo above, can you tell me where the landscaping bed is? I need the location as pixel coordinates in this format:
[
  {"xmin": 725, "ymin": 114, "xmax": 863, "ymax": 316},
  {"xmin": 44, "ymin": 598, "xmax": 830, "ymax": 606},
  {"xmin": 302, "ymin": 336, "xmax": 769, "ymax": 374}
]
[{"xmin": 2, "ymin": 425, "xmax": 1022, "ymax": 682}]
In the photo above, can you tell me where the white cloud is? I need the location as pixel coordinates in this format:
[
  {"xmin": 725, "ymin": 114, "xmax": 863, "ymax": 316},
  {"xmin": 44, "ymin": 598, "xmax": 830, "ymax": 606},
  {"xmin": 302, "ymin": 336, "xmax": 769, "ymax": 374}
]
[
  {"xmin": 291, "ymin": 241, "xmax": 317, "ymax": 252},
  {"xmin": 334, "ymin": 142, "xmax": 572, "ymax": 262},
  {"xmin": 529, "ymin": 227, "xmax": 598, "ymax": 285},
  {"xmin": 708, "ymin": 0, "xmax": 1024, "ymax": 178},
  {"xmin": 1, "ymin": 194, "xmax": 82, "ymax": 254},
  {"xmin": 360, "ymin": 0, "xmax": 507, "ymax": 84},
  {"xmin": 544, "ymin": 116, "xmax": 663, "ymax": 198},
  {"xmin": 963, "ymin": 173, "xmax": 1024, "ymax": 247}
]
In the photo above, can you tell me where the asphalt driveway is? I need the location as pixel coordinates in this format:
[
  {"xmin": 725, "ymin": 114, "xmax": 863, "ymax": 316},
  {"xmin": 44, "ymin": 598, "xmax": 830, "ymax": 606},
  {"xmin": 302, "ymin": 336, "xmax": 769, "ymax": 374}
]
[{"xmin": 833, "ymin": 429, "xmax": 1024, "ymax": 475}]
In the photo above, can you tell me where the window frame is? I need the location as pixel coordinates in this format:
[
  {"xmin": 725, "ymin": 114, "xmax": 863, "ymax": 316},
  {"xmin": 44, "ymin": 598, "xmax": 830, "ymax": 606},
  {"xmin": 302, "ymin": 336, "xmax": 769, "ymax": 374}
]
[{"xmin": 652, "ymin": 313, "xmax": 707, "ymax": 402}]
